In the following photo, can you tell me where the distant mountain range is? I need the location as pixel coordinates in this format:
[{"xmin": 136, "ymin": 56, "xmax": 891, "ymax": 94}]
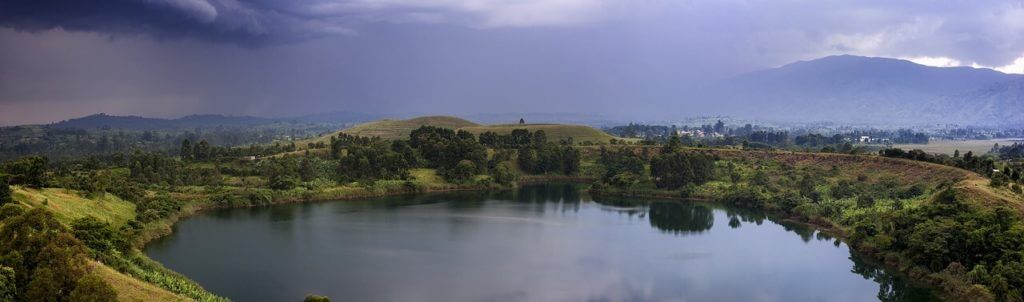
[
  {"xmin": 48, "ymin": 111, "xmax": 380, "ymax": 130},
  {"xmin": 689, "ymin": 55, "xmax": 1024, "ymax": 127},
  {"xmin": 35, "ymin": 55, "xmax": 1024, "ymax": 129}
]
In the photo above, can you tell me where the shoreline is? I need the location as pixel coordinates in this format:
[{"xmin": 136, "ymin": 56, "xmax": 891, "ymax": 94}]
[{"xmin": 137, "ymin": 175, "xmax": 959, "ymax": 301}]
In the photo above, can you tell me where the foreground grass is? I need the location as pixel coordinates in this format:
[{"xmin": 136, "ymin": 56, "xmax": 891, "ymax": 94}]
[{"xmin": 88, "ymin": 260, "xmax": 190, "ymax": 302}]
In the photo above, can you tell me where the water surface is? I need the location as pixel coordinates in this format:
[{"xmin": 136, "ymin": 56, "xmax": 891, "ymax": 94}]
[{"xmin": 145, "ymin": 184, "xmax": 934, "ymax": 301}]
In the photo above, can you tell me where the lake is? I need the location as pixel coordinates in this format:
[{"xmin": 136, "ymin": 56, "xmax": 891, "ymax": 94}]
[{"xmin": 145, "ymin": 184, "xmax": 935, "ymax": 302}]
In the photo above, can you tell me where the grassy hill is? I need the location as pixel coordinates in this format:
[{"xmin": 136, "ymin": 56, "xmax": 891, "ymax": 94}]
[
  {"xmin": 298, "ymin": 116, "xmax": 626, "ymax": 150},
  {"xmin": 12, "ymin": 186, "xmax": 136, "ymax": 226},
  {"xmin": 299, "ymin": 116, "xmax": 479, "ymax": 147},
  {"xmin": 459, "ymin": 123, "xmax": 622, "ymax": 144}
]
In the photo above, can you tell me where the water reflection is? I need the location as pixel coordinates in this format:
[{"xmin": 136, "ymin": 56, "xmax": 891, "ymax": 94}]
[
  {"xmin": 647, "ymin": 202, "xmax": 714, "ymax": 235},
  {"xmin": 850, "ymin": 253, "xmax": 936, "ymax": 302},
  {"xmin": 147, "ymin": 183, "xmax": 935, "ymax": 302}
]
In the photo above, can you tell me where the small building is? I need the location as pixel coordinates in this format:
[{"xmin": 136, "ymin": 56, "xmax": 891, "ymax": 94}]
[
  {"xmin": 241, "ymin": 156, "xmax": 257, "ymax": 161},
  {"xmin": 858, "ymin": 136, "xmax": 870, "ymax": 143}
]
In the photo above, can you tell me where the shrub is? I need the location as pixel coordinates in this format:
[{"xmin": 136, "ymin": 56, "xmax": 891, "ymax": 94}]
[{"xmin": 69, "ymin": 273, "xmax": 117, "ymax": 302}]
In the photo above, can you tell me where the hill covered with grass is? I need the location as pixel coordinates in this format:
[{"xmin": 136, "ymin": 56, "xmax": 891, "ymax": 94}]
[
  {"xmin": 300, "ymin": 116, "xmax": 479, "ymax": 146},
  {"xmin": 459, "ymin": 123, "xmax": 621, "ymax": 144},
  {"xmin": 300, "ymin": 116, "xmax": 626, "ymax": 148}
]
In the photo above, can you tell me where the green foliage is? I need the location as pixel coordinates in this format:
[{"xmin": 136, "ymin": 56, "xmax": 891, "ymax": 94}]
[
  {"xmin": 0, "ymin": 265, "xmax": 15, "ymax": 302},
  {"xmin": 1, "ymin": 155, "xmax": 49, "ymax": 188},
  {"xmin": 304, "ymin": 294, "xmax": 331, "ymax": 302},
  {"xmin": 649, "ymin": 151, "xmax": 715, "ymax": 189},
  {"xmin": 133, "ymin": 194, "xmax": 180, "ymax": 223},
  {"xmin": 1, "ymin": 208, "xmax": 90, "ymax": 301},
  {"xmin": 491, "ymin": 162, "xmax": 518, "ymax": 185},
  {"xmin": 519, "ymin": 144, "xmax": 580, "ymax": 175},
  {"xmin": 880, "ymin": 148, "xmax": 997, "ymax": 178},
  {"xmin": 410, "ymin": 126, "xmax": 486, "ymax": 171},
  {"xmin": 597, "ymin": 147, "xmax": 645, "ymax": 188},
  {"xmin": 0, "ymin": 176, "xmax": 11, "ymax": 207},
  {"xmin": 71, "ymin": 217, "xmax": 124, "ymax": 254},
  {"xmin": 68, "ymin": 273, "xmax": 117, "ymax": 302},
  {"xmin": 336, "ymin": 142, "xmax": 411, "ymax": 182},
  {"xmin": 269, "ymin": 173, "xmax": 299, "ymax": 190},
  {"xmin": 445, "ymin": 160, "xmax": 477, "ymax": 183},
  {"xmin": 101, "ymin": 252, "xmax": 226, "ymax": 302}
]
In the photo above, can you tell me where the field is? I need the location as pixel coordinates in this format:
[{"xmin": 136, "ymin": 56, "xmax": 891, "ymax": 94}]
[
  {"xmin": 459, "ymin": 123, "xmax": 623, "ymax": 144},
  {"xmin": 12, "ymin": 186, "xmax": 136, "ymax": 226},
  {"xmin": 890, "ymin": 138, "xmax": 1023, "ymax": 156}
]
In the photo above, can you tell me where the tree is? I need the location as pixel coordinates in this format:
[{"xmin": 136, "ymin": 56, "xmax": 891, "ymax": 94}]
[
  {"xmin": 68, "ymin": 273, "xmax": 117, "ymax": 302},
  {"xmin": 519, "ymin": 118, "xmax": 525, "ymax": 124},
  {"xmin": 25, "ymin": 268, "xmax": 60, "ymax": 302},
  {"xmin": 0, "ymin": 266, "xmax": 15, "ymax": 302},
  {"xmin": 304, "ymin": 295, "xmax": 331, "ymax": 302},
  {"xmin": 492, "ymin": 162, "xmax": 518, "ymax": 185},
  {"xmin": 663, "ymin": 132, "xmax": 681, "ymax": 154},
  {"xmin": 0, "ymin": 175, "xmax": 11, "ymax": 207},
  {"xmin": 650, "ymin": 151, "xmax": 715, "ymax": 189},
  {"xmin": 193, "ymin": 140, "xmax": 211, "ymax": 161},
  {"xmin": 180, "ymin": 139, "xmax": 193, "ymax": 160},
  {"xmin": 269, "ymin": 173, "xmax": 299, "ymax": 190},
  {"xmin": 71, "ymin": 217, "xmax": 119, "ymax": 253},
  {"xmin": 2, "ymin": 156, "xmax": 48, "ymax": 188},
  {"xmin": 446, "ymin": 160, "xmax": 477, "ymax": 183}
]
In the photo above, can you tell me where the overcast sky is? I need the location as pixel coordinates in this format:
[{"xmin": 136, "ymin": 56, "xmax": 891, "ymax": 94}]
[{"xmin": 2, "ymin": 0, "xmax": 1024, "ymax": 125}]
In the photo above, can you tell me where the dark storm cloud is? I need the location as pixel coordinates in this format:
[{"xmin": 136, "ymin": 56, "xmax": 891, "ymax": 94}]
[
  {"xmin": 2, "ymin": 0, "xmax": 1024, "ymax": 125},
  {"xmin": 0, "ymin": 0, "xmax": 355, "ymax": 45}
]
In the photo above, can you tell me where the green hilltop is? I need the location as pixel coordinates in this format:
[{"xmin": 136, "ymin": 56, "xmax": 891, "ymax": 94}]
[{"xmin": 299, "ymin": 115, "xmax": 626, "ymax": 147}]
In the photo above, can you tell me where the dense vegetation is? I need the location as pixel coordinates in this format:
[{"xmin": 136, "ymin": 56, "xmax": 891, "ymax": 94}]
[
  {"xmin": 0, "ymin": 122, "xmax": 343, "ymax": 161},
  {"xmin": 2, "ymin": 116, "xmax": 1023, "ymax": 301},
  {"xmin": 589, "ymin": 136, "xmax": 1024, "ymax": 301}
]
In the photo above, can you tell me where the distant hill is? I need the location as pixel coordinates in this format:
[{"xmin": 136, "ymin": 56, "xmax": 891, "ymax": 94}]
[
  {"xmin": 300, "ymin": 116, "xmax": 625, "ymax": 147},
  {"xmin": 50, "ymin": 113, "xmax": 276, "ymax": 130},
  {"xmin": 46, "ymin": 111, "xmax": 378, "ymax": 130},
  {"xmin": 925, "ymin": 79, "xmax": 1024, "ymax": 127},
  {"xmin": 300, "ymin": 116, "xmax": 480, "ymax": 145},
  {"xmin": 691, "ymin": 55, "xmax": 1024, "ymax": 126},
  {"xmin": 459, "ymin": 124, "xmax": 620, "ymax": 144}
]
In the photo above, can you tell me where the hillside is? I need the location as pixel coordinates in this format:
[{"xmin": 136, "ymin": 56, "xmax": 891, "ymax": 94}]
[
  {"xmin": 926, "ymin": 79, "xmax": 1024, "ymax": 127},
  {"xmin": 300, "ymin": 116, "xmax": 628, "ymax": 148},
  {"xmin": 459, "ymin": 123, "xmax": 621, "ymax": 144},
  {"xmin": 301, "ymin": 116, "xmax": 480, "ymax": 145},
  {"xmin": 690, "ymin": 55, "xmax": 1023, "ymax": 125},
  {"xmin": 45, "ymin": 111, "xmax": 378, "ymax": 130}
]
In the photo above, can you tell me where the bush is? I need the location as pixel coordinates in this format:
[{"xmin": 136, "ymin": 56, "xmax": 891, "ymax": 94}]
[
  {"xmin": 491, "ymin": 162, "xmax": 518, "ymax": 185},
  {"xmin": 69, "ymin": 273, "xmax": 117, "ymax": 302},
  {"xmin": 71, "ymin": 217, "xmax": 123, "ymax": 254},
  {"xmin": 445, "ymin": 160, "xmax": 477, "ymax": 183},
  {"xmin": 0, "ymin": 176, "xmax": 11, "ymax": 206},
  {"xmin": 304, "ymin": 294, "xmax": 331, "ymax": 302}
]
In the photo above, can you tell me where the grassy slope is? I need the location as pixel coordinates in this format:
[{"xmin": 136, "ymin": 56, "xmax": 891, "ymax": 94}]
[
  {"xmin": 299, "ymin": 116, "xmax": 479, "ymax": 146},
  {"xmin": 87, "ymin": 261, "xmax": 189, "ymax": 302},
  {"xmin": 458, "ymin": 123, "xmax": 622, "ymax": 144},
  {"xmin": 10, "ymin": 188, "xmax": 194, "ymax": 301},
  {"xmin": 12, "ymin": 186, "xmax": 136, "ymax": 226},
  {"xmin": 889, "ymin": 138, "xmax": 1022, "ymax": 156},
  {"xmin": 296, "ymin": 116, "xmax": 629, "ymax": 152}
]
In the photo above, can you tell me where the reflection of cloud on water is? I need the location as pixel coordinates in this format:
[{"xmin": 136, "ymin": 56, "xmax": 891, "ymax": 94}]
[
  {"xmin": 358, "ymin": 247, "xmax": 436, "ymax": 258},
  {"xmin": 665, "ymin": 252, "xmax": 713, "ymax": 261},
  {"xmin": 406, "ymin": 213, "xmax": 573, "ymax": 226}
]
